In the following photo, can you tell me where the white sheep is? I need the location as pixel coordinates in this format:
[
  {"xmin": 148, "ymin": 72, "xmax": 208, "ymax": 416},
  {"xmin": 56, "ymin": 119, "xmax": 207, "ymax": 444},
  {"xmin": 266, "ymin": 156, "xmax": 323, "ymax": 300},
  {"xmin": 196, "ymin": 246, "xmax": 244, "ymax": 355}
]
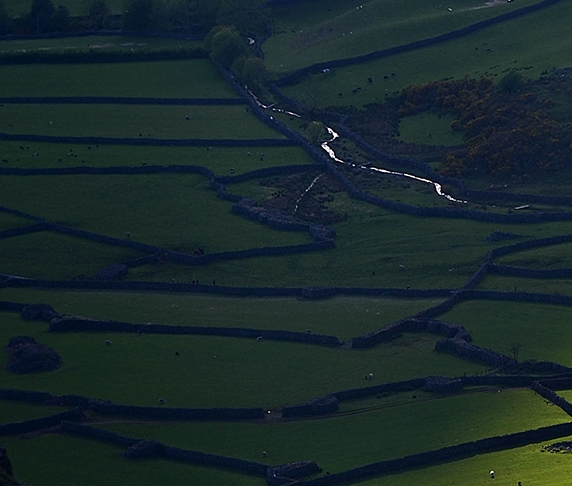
[
  {"xmin": 368, "ymin": 372, "xmax": 374, "ymax": 380},
  {"xmin": 490, "ymin": 470, "xmax": 495, "ymax": 479},
  {"xmin": 105, "ymin": 340, "xmax": 112, "ymax": 346}
]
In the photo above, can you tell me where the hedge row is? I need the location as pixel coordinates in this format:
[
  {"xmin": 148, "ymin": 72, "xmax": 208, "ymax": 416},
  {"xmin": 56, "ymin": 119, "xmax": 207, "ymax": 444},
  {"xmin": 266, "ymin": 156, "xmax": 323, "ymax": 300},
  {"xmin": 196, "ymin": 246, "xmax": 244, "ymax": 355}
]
[
  {"xmin": 435, "ymin": 338, "xmax": 513, "ymax": 368},
  {"xmin": 0, "ymin": 408, "xmax": 85, "ymax": 437},
  {"xmin": 49, "ymin": 315, "xmax": 343, "ymax": 347},
  {"xmin": 275, "ymin": 0, "xmax": 565, "ymax": 87}
]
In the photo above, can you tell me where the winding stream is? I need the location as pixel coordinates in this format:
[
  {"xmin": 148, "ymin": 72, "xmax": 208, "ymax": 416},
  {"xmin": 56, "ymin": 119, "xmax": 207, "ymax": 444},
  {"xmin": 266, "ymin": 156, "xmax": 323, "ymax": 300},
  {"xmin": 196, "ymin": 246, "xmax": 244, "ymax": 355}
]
[{"xmin": 253, "ymin": 91, "xmax": 467, "ymax": 205}]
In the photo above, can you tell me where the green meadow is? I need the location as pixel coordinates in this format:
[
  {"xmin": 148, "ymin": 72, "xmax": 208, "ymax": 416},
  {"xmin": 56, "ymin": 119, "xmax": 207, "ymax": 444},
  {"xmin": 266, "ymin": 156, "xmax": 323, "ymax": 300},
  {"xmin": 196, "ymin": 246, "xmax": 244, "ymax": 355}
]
[
  {"xmin": 0, "ymin": 310, "xmax": 483, "ymax": 407},
  {"xmin": 264, "ymin": 0, "xmax": 543, "ymax": 74},
  {"xmin": 99, "ymin": 388, "xmax": 566, "ymax": 471},
  {"xmin": 0, "ymin": 289, "xmax": 441, "ymax": 341},
  {"xmin": 442, "ymin": 300, "xmax": 572, "ymax": 365},
  {"xmin": 0, "ymin": 142, "xmax": 311, "ymax": 173},
  {"xmin": 2, "ymin": 2, "xmax": 572, "ymax": 485},
  {"xmin": 0, "ymin": 231, "xmax": 144, "ymax": 279},
  {"xmin": 4, "ymin": 0, "xmax": 124, "ymax": 16},
  {"xmin": 0, "ymin": 173, "xmax": 311, "ymax": 252},
  {"xmin": 0, "ymin": 104, "xmax": 281, "ymax": 139},
  {"xmin": 282, "ymin": 0, "xmax": 572, "ymax": 109},
  {"xmin": 0, "ymin": 59, "xmax": 236, "ymax": 98}
]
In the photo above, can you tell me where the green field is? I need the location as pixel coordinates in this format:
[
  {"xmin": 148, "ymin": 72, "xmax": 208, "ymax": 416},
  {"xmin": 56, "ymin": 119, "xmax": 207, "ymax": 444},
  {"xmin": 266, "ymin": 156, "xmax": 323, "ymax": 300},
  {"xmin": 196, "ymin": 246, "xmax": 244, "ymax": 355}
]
[
  {"xmin": 0, "ymin": 289, "xmax": 441, "ymax": 341},
  {"xmin": 0, "ymin": 231, "xmax": 144, "ymax": 279},
  {"xmin": 0, "ymin": 310, "xmax": 483, "ymax": 407},
  {"xmin": 264, "ymin": 0, "xmax": 543, "ymax": 74},
  {"xmin": 282, "ymin": 0, "xmax": 572, "ymax": 109},
  {"xmin": 0, "ymin": 173, "xmax": 311, "ymax": 252},
  {"xmin": 0, "ymin": 142, "xmax": 312, "ymax": 173},
  {"xmin": 3, "ymin": 2, "xmax": 572, "ymax": 485},
  {"xmin": 442, "ymin": 300, "xmax": 572, "ymax": 365},
  {"xmin": 3, "ymin": 0, "xmax": 124, "ymax": 16},
  {"xmin": 0, "ymin": 59, "xmax": 236, "ymax": 98},
  {"xmin": 98, "ymin": 388, "xmax": 566, "ymax": 471},
  {"xmin": 0, "ymin": 104, "xmax": 281, "ymax": 139}
]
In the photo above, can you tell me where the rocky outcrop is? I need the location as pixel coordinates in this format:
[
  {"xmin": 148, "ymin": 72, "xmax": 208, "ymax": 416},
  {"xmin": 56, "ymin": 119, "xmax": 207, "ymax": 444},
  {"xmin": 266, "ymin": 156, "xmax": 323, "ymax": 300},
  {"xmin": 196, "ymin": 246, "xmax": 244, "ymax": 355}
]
[{"xmin": 5, "ymin": 336, "xmax": 62, "ymax": 374}]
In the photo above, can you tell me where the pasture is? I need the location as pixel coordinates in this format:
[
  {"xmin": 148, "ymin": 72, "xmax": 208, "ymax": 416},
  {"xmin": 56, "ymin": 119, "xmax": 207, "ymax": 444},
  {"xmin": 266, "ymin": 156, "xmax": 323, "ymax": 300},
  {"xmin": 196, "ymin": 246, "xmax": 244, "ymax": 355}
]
[
  {"xmin": 3, "ymin": 5, "xmax": 572, "ymax": 486},
  {"xmin": 0, "ymin": 59, "xmax": 236, "ymax": 98},
  {"xmin": 264, "ymin": 0, "xmax": 543, "ymax": 74},
  {"xmin": 0, "ymin": 104, "xmax": 281, "ymax": 139},
  {"xmin": 281, "ymin": 0, "xmax": 572, "ymax": 109},
  {"xmin": 0, "ymin": 142, "xmax": 311, "ymax": 173}
]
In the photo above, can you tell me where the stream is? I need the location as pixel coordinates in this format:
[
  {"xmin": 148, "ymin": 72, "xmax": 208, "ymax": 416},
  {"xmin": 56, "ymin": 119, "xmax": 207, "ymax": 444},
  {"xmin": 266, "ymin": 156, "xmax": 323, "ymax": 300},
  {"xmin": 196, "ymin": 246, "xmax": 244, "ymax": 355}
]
[{"xmin": 252, "ymin": 91, "xmax": 466, "ymax": 205}]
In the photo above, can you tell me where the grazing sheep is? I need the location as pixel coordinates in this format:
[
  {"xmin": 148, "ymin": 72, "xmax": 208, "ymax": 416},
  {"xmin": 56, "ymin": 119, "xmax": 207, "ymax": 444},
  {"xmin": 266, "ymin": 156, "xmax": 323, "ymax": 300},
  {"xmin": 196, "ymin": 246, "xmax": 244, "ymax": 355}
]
[
  {"xmin": 158, "ymin": 398, "xmax": 165, "ymax": 404},
  {"xmin": 490, "ymin": 470, "xmax": 495, "ymax": 479},
  {"xmin": 105, "ymin": 340, "xmax": 112, "ymax": 346},
  {"xmin": 262, "ymin": 451, "xmax": 267, "ymax": 457},
  {"xmin": 256, "ymin": 336, "xmax": 263, "ymax": 341},
  {"xmin": 368, "ymin": 372, "xmax": 374, "ymax": 380}
]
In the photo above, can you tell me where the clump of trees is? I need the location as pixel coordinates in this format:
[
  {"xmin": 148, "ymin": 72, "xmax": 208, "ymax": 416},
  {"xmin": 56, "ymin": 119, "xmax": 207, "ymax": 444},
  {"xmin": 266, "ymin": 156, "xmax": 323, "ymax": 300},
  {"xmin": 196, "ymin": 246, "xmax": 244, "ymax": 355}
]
[
  {"xmin": 398, "ymin": 74, "xmax": 571, "ymax": 178},
  {"xmin": 122, "ymin": 0, "xmax": 270, "ymax": 36},
  {"xmin": 206, "ymin": 25, "xmax": 268, "ymax": 95}
]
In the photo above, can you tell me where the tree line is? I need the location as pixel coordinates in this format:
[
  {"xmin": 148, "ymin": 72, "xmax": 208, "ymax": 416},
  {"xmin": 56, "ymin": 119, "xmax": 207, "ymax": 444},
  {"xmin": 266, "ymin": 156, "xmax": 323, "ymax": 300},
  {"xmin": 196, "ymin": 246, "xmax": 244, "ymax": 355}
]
[{"xmin": 0, "ymin": 0, "xmax": 270, "ymax": 36}]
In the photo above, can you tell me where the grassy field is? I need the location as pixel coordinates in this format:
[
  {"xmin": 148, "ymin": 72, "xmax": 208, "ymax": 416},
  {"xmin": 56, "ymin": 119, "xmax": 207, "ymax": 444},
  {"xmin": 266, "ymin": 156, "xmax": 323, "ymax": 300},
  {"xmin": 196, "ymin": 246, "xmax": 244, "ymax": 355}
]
[
  {"xmin": 478, "ymin": 275, "xmax": 572, "ymax": 296},
  {"xmin": 442, "ymin": 300, "xmax": 572, "ymax": 365},
  {"xmin": 0, "ymin": 310, "xmax": 484, "ymax": 407},
  {"xmin": 264, "ymin": 0, "xmax": 543, "ymax": 74},
  {"xmin": 0, "ymin": 173, "xmax": 312, "ymax": 252},
  {"xmin": 1, "ymin": 434, "xmax": 260, "ymax": 486},
  {"xmin": 281, "ymin": 0, "xmax": 572, "ymax": 109},
  {"xmin": 0, "ymin": 142, "xmax": 312, "ymax": 173},
  {"xmin": 0, "ymin": 210, "xmax": 31, "ymax": 231},
  {"xmin": 0, "ymin": 231, "xmax": 144, "ymax": 279},
  {"xmin": 96, "ymin": 388, "xmax": 567, "ymax": 471},
  {"xmin": 398, "ymin": 112, "xmax": 464, "ymax": 147},
  {"xmin": 3, "ymin": 3, "xmax": 572, "ymax": 484},
  {"xmin": 122, "ymin": 198, "xmax": 572, "ymax": 288},
  {"xmin": 0, "ymin": 289, "xmax": 441, "ymax": 341},
  {"xmin": 0, "ymin": 399, "xmax": 67, "ymax": 423},
  {"xmin": 0, "ymin": 104, "xmax": 282, "ymax": 139},
  {"xmin": 0, "ymin": 59, "xmax": 236, "ymax": 98},
  {"xmin": 358, "ymin": 437, "xmax": 572, "ymax": 486},
  {"xmin": 0, "ymin": 35, "xmax": 201, "ymax": 54}
]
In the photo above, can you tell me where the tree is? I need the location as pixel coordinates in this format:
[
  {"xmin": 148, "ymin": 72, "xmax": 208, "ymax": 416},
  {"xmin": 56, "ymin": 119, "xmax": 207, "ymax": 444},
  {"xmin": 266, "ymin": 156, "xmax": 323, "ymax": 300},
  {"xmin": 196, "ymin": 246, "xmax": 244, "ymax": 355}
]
[
  {"xmin": 28, "ymin": 0, "xmax": 55, "ymax": 32},
  {"xmin": 239, "ymin": 56, "xmax": 267, "ymax": 91},
  {"xmin": 498, "ymin": 71, "xmax": 524, "ymax": 94},
  {"xmin": 123, "ymin": 0, "xmax": 157, "ymax": 32},
  {"xmin": 0, "ymin": 0, "xmax": 13, "ymax": 35},
  {"xmin": 208, "ymin": 25, "xmax": 248, "ymax": 68},
  {"xmin": 50, "ymin": 4, "xmax": 69, "ymax": 31},
  {"xmin": 509, "ymin": 342, "xmax": 523, "ymax": 362},
  {"xmin": 88, "ymin": 0, "xmax": 110, "ymax": 29}
]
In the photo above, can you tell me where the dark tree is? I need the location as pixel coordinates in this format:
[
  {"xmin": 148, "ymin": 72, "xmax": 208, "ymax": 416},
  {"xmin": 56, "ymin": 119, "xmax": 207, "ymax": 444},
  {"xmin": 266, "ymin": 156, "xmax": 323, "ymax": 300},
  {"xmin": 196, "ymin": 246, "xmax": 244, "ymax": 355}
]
[
  {"xmin": 123, "ymin": 0, "xmax": 157, "ymax": 32},
  {"xmin": 88, "ymin": 0, "xmax": 110, "ymax": 29},
  {"xmin": 49, "ymin": 4, "xmax": 69, "ymax": 31},
  {"xmin": 208, "ymin": 25, "xmax": 248, "ymax": 68},
  {"xmin": 0, "ymin": 0, "xmax": 12, "ymax": 35},
  {"xmin": 28, "ymin": 0, "xmax": 55, "ymax": 32}
]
